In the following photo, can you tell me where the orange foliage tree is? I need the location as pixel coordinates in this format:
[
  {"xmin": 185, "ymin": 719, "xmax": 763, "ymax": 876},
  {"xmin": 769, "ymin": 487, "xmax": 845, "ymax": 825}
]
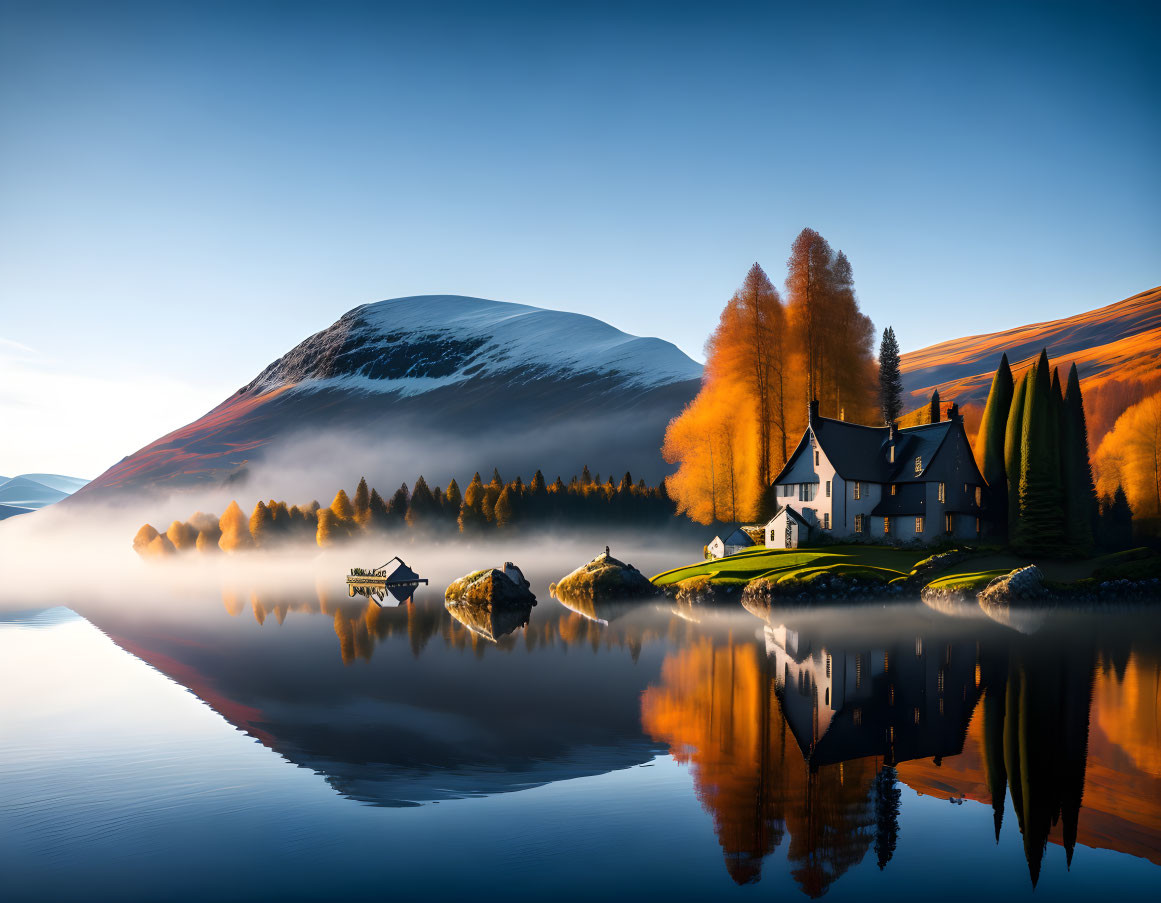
[
  {"xmin": 663, "ymin": 231, "xmax": 878, "ymax": 524},
  {"xmin": 1094, "ymin": 390, "xmax": 1161, "ymax": 526}
]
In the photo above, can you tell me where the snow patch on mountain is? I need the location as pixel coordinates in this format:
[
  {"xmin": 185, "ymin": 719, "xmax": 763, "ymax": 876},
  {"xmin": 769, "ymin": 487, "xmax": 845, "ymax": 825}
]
[{"xmin": 243, "ymin": 295, "xmax": 702, "ymax": 397}]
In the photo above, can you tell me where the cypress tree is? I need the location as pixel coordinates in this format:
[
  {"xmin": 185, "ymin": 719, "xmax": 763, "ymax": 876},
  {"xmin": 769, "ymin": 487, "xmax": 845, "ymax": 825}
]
[
  {"xmin": 1016, "ymin": 350, "xmax": 1066, "ymax": 554},
  {"xmin": 976, "ymin": 353, "xmax": 1014, "ymax": 539},
  {"xmin": 929, "ymin": 389, "xmax": 940, "ymax": 424},
  {"xmin": 1004, "ymin": 372, "xmax": 1029, "ymax": 543},
  {"xmin": 1063, "ymin": 364, "xmax": 1097, "ymax": 552},
  {"xmin": 878, "ymin": 326, "xmax": 904, "ymax": 425}
]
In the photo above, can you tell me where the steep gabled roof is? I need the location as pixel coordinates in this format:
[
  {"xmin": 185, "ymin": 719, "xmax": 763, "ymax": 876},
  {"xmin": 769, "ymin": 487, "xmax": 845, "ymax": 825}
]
[
  {"xmin": 722, "ymin": 527, "xmax": 755, "ymax": 547},
  {"xmin": 772, "ymin": 413, "xmax": 974, "ymax": 486},
  {"xmin": 764, "ymin": 505, "xmax": 810, "ymax": 528}
]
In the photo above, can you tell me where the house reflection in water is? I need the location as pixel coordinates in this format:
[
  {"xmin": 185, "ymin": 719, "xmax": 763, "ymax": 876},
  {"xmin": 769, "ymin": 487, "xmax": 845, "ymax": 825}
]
[{"xmin": 642, "ymin": 612, "xmax": 1116, "ymax": 895}]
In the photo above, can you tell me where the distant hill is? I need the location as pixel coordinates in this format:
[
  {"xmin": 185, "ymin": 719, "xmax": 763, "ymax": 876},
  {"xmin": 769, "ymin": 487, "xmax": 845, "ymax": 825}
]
[
  {"xmin": 0, "ymin": 474, "xmax": 90, "ymax": 520},
  {"xmin": 74, "ymin": 295, "xmax": 703, "ymax": 502},
  {"xmin": 900, "ymin": 285, "xmax": 1161, "ymax": 446}
]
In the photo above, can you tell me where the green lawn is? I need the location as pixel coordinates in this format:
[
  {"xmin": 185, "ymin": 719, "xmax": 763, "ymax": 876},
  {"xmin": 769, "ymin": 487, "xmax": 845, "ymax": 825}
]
[{"xmin": 651, "ymin": 545, "xmax": 931, "ymax": 588}]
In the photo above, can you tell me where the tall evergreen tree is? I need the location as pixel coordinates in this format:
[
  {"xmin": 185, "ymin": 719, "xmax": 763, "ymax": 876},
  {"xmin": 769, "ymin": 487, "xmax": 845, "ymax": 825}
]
[
  {"xmin": 458, "ymin": 473, "xmax": 486, "ymax": 532},
  {"xmin": 367, "ymin": 488, "xmax": 389, "ymax": 531},
  {"xmin": 872, "ymin": 766, "xmax": 901, "ymax": 870},
  {"xmin": 493, "ymin": 486, "xmax": 513, "ymax": 527},
  {"xmin": 387, "ymin": 483, "xmax": 410, "ymax": 525},
  {"xmin": 1063, "ymin": 364, "xmax": 1097, "ymax": 551},
  {"xmin": 929, "ymin": 389, "xmax": 941, "ymax": 423},
  {"xmin": 976, "ymin": 354, "xmax": 1014, "ymax": 539},
  {"xmin": 353, "ymin": 477, "xmax": 370, "ymax": 525},
  {"xmin": 331, "ymin": 489, "xmax": 354, "ymax": 521},
  {"xmin": 878, "ymin": 327, "xmax": 904, "ymax": 425},
  {"xmin": 1016, "ymin": 350, "xmax": 1066, "ymax": 553},
  {"xmin": 1004, "ymin": 372, "xmax": 1029, "ymax": 540},
  {"xmin": 406, "ymin": 475, "xmax": 437, "ymax": 528},
  {"xmin": 443, "ymin": 478, "xmax": 462, "ymax": 520}
]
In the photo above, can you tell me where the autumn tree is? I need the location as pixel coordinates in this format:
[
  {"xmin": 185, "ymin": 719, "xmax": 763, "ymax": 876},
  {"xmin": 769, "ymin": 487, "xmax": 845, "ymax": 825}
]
[
  {"xmin": 331, "ymin": 489, "xmax": 355, "ymax": 521},
  {"xmin": 166, "ymin": 519, "xmax": 198, "ymax": 551},
  {"xmin": 249, "ymin": 501, "xmax": 274, "ymax": 548},
  {"xmin": 878, "ymin": 327, "xmax": 903, "ymax": 425},
  {"xmin": 494, "ymin": 486, "xmax": 514, "ymax": 526},
  {"xmin": 218, "ymin": 500, "xmax": 254, "ymax": 553},
  {"xmin": 459, "ymin": 473, "xmax": 487, "ymax": 532},
  {"xmin": 786, "ymin": 227, "xmax": 835, "ymax": 405},
  {"xmin": 353, "ymin": 477, "xmax": 371, "ymax": 525},
  {"xmin": 1094, "ymin": 390, "xmax": 1161, "ymax": 527},
  {"xmin": 133, "ymin": 523, "xmax": 160, "ymax": 555},
  {"xmin": 975, "ymin": 354, "xmax": 1014, "ymax": 538}
]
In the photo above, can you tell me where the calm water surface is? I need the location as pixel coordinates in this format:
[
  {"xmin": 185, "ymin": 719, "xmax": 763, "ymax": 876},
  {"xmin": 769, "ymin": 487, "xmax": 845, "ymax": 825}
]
[{"xmin": 1, "ymin": 546, "xmax": 1159, "ymax": 901}]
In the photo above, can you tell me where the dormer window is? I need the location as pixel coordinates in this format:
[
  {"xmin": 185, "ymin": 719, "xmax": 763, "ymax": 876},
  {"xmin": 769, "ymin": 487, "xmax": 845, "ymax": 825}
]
[
  {"xmin": 889, "ymin": 445, "xmax": 895, "ymax": 463},
  {"xmin": 914, "ymin": 456, "xmax": 923, "ymax": 474}
]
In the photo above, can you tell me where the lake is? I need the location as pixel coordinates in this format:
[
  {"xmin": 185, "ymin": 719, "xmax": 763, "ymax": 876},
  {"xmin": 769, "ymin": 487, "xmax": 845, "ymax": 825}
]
[{"xmin": 1, "ymin": 539, "xmax": 1159, "ymax": 901}]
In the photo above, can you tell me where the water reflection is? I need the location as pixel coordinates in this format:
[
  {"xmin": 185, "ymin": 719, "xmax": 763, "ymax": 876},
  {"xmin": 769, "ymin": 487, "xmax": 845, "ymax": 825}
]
[{"xmin": 68, "ymin": 586, "xmax": 1161, "ymax": 896}]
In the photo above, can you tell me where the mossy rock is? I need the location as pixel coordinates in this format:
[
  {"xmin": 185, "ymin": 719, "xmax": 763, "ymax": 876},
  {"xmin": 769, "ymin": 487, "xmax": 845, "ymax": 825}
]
[
  {"xmin": 551, "ymin": 551, "xmax": 657, "ymax": 605},
  {"xmin": 445, "ymin": 563, "xmax": 536, "ymax": 610}
]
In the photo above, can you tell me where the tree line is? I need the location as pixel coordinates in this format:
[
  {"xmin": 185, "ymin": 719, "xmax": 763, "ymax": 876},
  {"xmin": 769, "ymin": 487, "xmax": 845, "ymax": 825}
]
[
  {"xmin": 974, "ymin": 348, "xmax": 1134, "ymax": 553},
  {"xmin": 133, "ymin": 467, "xmax": 679, "ymax": 556},
  {"xmin": 663, "ymin": 227, "xmax": 879, "ymax": 525}
]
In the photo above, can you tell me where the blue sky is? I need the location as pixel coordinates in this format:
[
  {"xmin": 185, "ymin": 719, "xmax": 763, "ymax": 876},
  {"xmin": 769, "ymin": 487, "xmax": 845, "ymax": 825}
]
[{"xmin": 1, "ymin": 0, "xmax": 1158, "ymax": 478}]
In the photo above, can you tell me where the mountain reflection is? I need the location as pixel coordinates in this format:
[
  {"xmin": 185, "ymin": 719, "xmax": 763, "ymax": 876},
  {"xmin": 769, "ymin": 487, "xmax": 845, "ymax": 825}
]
[{"xmin": 74, "ymin": 585, "xmax": 1161, "ymax": 895}]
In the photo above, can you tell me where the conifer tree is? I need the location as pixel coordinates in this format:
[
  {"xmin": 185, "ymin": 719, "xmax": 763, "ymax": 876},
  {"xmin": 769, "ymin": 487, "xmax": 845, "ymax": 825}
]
[
  {"xmin": 976, "ymin": 354, "xmax": 1014, "ymax": 538},
  {"xmin": 387, "ymin": 483, "xmax": 410, "ymax": 525},
  {"xmin": 530, "ymin": 470, "xmax": 546, "ymax": 495},
  {"xmin": 878, "ymin": 327, "xmax": 904, "ymax": 425},
  {"xmin": 459, "ymin": 473, "xmax": 486, "ymax": 532},
  {"xmin": 316, "ymin": 507, "xmax": 341, "ymax": 547},
  {"xmin": 581, "ymin": 465, "xmax": 592, "ymax": 486},
  {"xmin": 368, "ymin": 488, "xmax": 389, "ymax": 531},
  {"xmin": 165, "ymin": 520, "xmax": 197, "ymax": 551},
  {"xmin": 443, "ymin": 478, "xmax": 462, "ymax": 517},
  {"xmin": 1063, "ymin": 364, "xmax": 1097, "ymax": 551},
  {"xmin": 354, "ymin": 477, "xmax": 371, "ymax": 525},
  {"xmin": 1004, "ymin": 372, "xmax": 1029, "ymax": 540},
  {"xmin": 929, "ymin": 389, "xmax": 940, "ymax": 423},
  {"xmin": 218, "ymin": 500, "xmax": 254, "ymax": 553},
  {"xmin": 1016, "ymin": 350, "xmax": 1066, "ymax": 553},
  {"xmin": 406, "ymin": 476, "xmax": 437, "ymax": 528},
  {"xmin": 331, "ymin": 489, "xmax": 354, "ymax": 521},
  {"xmin": 494, "ymin": 486, "xmax": 513, "ymax": 527},
  {"xmin": 1108, "ymin": 486, "xmax": 1134, "ymax": 550}
]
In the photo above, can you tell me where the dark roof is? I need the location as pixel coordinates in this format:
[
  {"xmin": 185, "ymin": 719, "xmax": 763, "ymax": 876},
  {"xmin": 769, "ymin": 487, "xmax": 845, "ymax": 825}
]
[
  {"xmin": 772, "ymin": 414, "xmax": 967, "ymax": 485},
  {"xmin": 722, "ymin": 527, "xmax": 755, "ymax": 546},
  {"xmin": 871, "ymin": 483, "xmax": 927, "ymax": 516}
]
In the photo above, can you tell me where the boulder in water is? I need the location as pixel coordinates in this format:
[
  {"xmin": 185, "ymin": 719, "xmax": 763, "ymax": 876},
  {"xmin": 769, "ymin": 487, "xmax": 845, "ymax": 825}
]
[
  {"xmin": 550, "ymin": 550, "xmax": 657, "ymax": 606},
  {"xmin": 445, "ymin": 562, "xmax": 536, "ymax": 610}
]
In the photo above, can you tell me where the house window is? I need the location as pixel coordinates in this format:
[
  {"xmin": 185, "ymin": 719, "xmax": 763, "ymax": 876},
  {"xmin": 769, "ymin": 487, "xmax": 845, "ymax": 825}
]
[
  {"xmin": 889, "ymin": 444, "xmax": 895, "ymax": 463},
  {"xmin": 915, "ymin": 516, "xmax": 925, "ymax": 533},
  {"xmin": 853, "ymin": 481, "xmax": 861, "ymax": 500},
  {"xmin": 825, "ymin": 480, "xmax": 831, "ymax": 498},
  {"xmin": 945, "ymin": 513, "xmax": 953, "ymax": 533},
  {"xmin": 823, "ymin": 512, "xmax": 830, "ymax": 530},
  {"xmin": 915, "ymin": 456, "xmax": 923, "ymax": 474},
  {"xmin": 964, "ymin": 482, "xmax": 970, "ymax": 494},
  {"xmin": 883, "ymin": 517, "xmax": 891, "ymax": 534},
  {"xmin": 975, "ymin": 486, "xmax": 982, "ymax": 506},
  {"xmin": 853, "ymin": 708, "xmax": 862, "ymax": 726},
  {"xmin": 975, "ymin": 517, "xmax": 981, "ymax": 535},
  {"xmin": 826, "ymin": 655, "xmax": 832, "ymax": 678},
  {"xmin": 799, "ymin": 483, "xmax": 816, "ymax": 502},
  {"xmin": 938, "ymin": 482, "xmax": 945, "ymax": 502},
  {"xmin": 854, "ymin": 514, "xmax": 864, "ymax": 533},
  {"xmin": 815, "ymin": 450, "xmax": 819, "ymax": 466},
  {"xmin": 890, "ymin": 484, "xmax": 897, "ymax": 496}
]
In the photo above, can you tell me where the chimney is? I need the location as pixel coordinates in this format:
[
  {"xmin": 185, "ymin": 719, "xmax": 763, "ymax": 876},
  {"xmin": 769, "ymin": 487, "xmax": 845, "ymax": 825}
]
[
  {"xmin": 888, "ymin": 420, "xmax": 897, "ymax": 441},
  {"xmin": 808, "ymin": 399, "xmax": 820, "ymax": 426}
]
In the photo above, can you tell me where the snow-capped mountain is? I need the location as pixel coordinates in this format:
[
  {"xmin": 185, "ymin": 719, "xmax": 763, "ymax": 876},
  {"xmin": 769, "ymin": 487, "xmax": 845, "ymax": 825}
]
[{"xmin": 76, "ymin": 296, "xmax": 703, "ymax": 500}]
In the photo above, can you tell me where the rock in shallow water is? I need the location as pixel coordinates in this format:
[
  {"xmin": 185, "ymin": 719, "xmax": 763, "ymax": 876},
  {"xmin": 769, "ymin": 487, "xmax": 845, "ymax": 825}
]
[
  {"xmin": 550, "ymin": 550, "xmax": 658, "ymax": 605},
  {"xmin": 445, "ymin": 562, "xmax": 537, "ymax": 609}
]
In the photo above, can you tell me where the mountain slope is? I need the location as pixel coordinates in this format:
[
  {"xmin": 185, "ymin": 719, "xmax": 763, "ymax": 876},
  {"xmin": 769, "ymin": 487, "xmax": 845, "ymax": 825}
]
[
  {"xmin": 900, "ymin": 285, "xmax": 1161, "ymax": 442},
  {"xmin": 76, "ymin": 295, "xmax": 703, "ymax": 500}
]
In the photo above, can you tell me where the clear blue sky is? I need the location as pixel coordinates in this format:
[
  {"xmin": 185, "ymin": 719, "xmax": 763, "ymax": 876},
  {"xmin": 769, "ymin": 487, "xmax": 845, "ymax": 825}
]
[{"xmin": 1, "ymin": 0, "xmax": 1158, "ymax": 478}]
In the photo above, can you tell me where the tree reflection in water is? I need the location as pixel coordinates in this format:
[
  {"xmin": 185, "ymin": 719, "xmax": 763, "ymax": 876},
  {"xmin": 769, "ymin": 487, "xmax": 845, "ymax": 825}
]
[{"xmin": 640, "ymin": 609, "xmax": 1155, "ymax": 895}]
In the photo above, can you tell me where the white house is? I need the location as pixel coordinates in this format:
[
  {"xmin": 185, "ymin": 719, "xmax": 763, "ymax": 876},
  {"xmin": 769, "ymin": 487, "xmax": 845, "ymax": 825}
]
[
  {"xmin": 707, "ymin": 526, "xmax": 756, "ymax": 559},
  {"xmin": 765, "ymin": 400, "xmax": 987, "ymax": 547}
]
